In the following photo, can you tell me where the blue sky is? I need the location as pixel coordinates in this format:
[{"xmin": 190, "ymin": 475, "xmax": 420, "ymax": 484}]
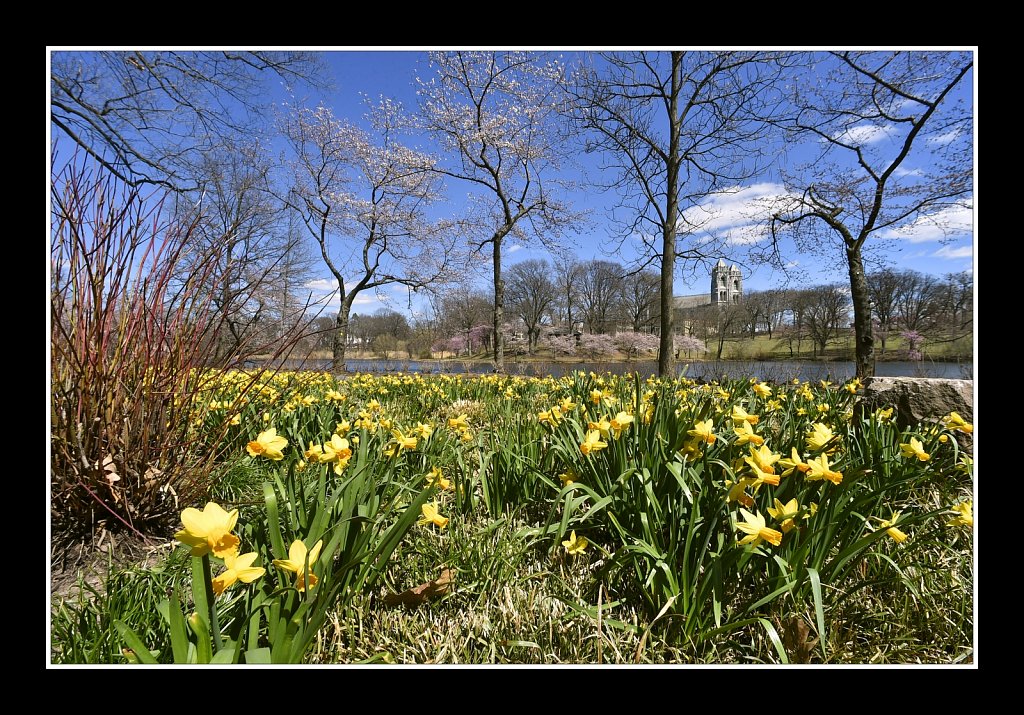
[
  {"xmin": 284, "ymin": 50, "xmax": 974, "ymax": 319},
  {"xmin": 49, "ymin": 49, "xmax": 975, "ymax": 321}
]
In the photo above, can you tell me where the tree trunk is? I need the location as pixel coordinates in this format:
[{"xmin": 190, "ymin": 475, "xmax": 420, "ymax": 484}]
[
  {"xmin": 658, "ymin": 52, "xmax": 682, "ymax": 378},
  {"xmin": 493, "ymin": 236, "xmax": 505, "ymax": 372},
  {"xmin": 332, "ymin": 307, "xmax": 350, "ymax": 373},
  {"xmin": 846, "ymin": 246, "xmax": 875, "ymax": 378}
]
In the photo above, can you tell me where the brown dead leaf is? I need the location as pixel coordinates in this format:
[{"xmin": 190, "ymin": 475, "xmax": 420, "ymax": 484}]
[
  {"xmin": 383, "ymin": 569, "xmax": 455, "ymax": 607},
  {"xmin": 781, "ymin": 615, "xmax": 819, "ymax": 664}
]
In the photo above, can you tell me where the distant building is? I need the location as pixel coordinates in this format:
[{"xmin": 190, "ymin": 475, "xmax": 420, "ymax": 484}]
[{"xmin": 673, "ymin": 258, "xmax": 743, "ymax": 310}]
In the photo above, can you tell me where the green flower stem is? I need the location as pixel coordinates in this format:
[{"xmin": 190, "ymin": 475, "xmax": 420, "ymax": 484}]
[{"xmin": 201, "ymin": 554, "xmax": 224, "ymax": 651}]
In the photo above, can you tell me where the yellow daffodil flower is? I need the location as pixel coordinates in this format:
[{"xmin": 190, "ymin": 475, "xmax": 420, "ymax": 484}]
[
  {"xmin": 744, "ymin": 443, "xmax": 781, "ymax": 474},
  {"xmin": 899, "ymin": 437, "xmax": 931, "ymax": 462},
  {"xmin": 679, "ymin": 439, "xmax": 704, "ymax": 461},
  {"xmin": 752, "ymin": 382, "xmax": 772, "ymax": 398},
  {"xmin": 733, "ymin": 421, "xmax": 764, "ymax": 447},
  {"xmin": 558, "ymin": 470, "xmax": 578, "ymax": 486},
  {"xmin": 174, "ymin": 502, "xmax": 240, "ymax": 558},
  {"xmin": 726, "ymin": 478, "xmax": 756, "ymax": 508},
  {"xmin": 562, "ymin": 530, "xmax": 588, "ymax": 555},
  {"xmin": 426, "ymin": 466, "xmax": 452, "ymax": 491},
  {"xmin": 320, "ymin": 434, "xmax": 352, "ymax": 463},
  {"xmin": 273, "ymin": 539, "xmax": 323, "ymax": 592},
  {"xmin": 610, "ymin": 411, "xmax": 635, "ymax": 438},
  {"xmin": 947, "ymin": 500, "xmax": 973, "ymax": 529},
  {"xmin": 805, "ymin": 453, "xmax": 843, "ymax": 485},
  {"xmin": 735, "ymin": 509, "xmax": 783, "ymax": 547},
  {"xmin": 943, "ymin": 412, "xmax": 974, "ymax": 434},
  {"xmin": 212, "ymin": 551, "xmax": 265, "ymax": 595},
  {"xmin": 688, "ymin": 419, "xmax": 717, "ymax": 445},
  {"xmin": 334, "ymin": 419, "xmax": 352, "ymax": 434},
  {"xmin": 844, "ymin": 378, "xmax": 862, "ymax": 394},
  {"xmin": 875, "ymin": 407, "xmax": 894, "ymax": 422},
  {"xmin": 806, "ymin": 422, "xmax": 837, "ymax": 453},
  {"xmin": 589, "ymin": 389, "xmax": 604, "ymax": 405},
  {"xmin": 304, "ymin": 440, "xmax": 324, "ymax": 462},
  {"xmin": 778, "ymin": 447, "xmax": 811, "ymax": 478},
  {"xmin": 418, "ymin": 501, "xmax": 449, "ymax": 529},
  {"xmin": 580, "ymin": 429, "xmax": 608, "ymax": 456},
  {"xmin": 560, "ymin": 397, "xmax": 578, "ymax": 412},
  {"xmin": 767, "ymin": 497, "xmax": 801, "ymax": 533},
  {"xmin": 414, "ymin": 422, "xmax": 434, "ymax": 439},
  {"xmin": 588, "ymin": 416, "xmax": 612, "ymax": 439},
  {"xmin": 731, "ymin": 404, "xmax": 759, "ymax": 425},
  {"xmin": 874, "ymin": 511, "xmax": 908, "ymax": 544},
  {"xmin": 246, "ymin": 427, "xmax": 289, "ymax": 461},
  {"xmin": 448, "ymin": 413, "xmax": 469, "ymax": 430}
]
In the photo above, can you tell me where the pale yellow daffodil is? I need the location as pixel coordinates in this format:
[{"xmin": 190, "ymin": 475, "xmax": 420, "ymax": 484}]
[
  {"xmin": 212, "ymin": 551, "xmax": 265, "ymax": 596},
  {"xmin": 735, "ymin": 509, "xmax": 783, "ymax": 547},
  {"xmin": 174, "ymin": 502, "xmax": 240, "ymax": 558},
  {"xmin": 246, "ymin": 427, "xmax": 288, "ymax": 461},
  {"xmin": 562, "ymin": 530, "xmax": 588, "ymax": 555},
  {"xmin": 273, "ymin": 539, "xmax": 323, "ymax": 592}
]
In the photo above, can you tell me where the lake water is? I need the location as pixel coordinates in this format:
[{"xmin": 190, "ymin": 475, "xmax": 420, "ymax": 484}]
[{"xmin": 258, "ymin": 357, "xmax": 972, "ymax": 382}]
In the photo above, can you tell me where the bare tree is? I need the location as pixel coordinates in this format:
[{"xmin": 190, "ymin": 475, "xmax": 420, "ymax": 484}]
[
  {"xmin": 769, "ymin": 51, "xmax": 973, "ymax": 378},
  {"xmin": 803, "ymin": 285, "xmax": 850, "ymax": 357},
  {"xmin": 51, "ymin": 50, "xmax": 327, "ymax": 191},
  {"xmin": 505, "ymin": 258, "xmax": 558, "ymax": 353},
  {"xmin": 281, "ymin": 101, "xmax": 459, "ymax": 371},
  {"xmin": 895, "ymin": 270, "xmax": 940, "ymax": 333},
  {"xmin": 552, "ymin": 256, "xmax": 586, "ymax": 332},
  {"xmin": 571, "ymin": 51, "xmax": 790, "ymax": 375},
  {"xmin": 867, "ymin": 268, "xmax": 903, "ymax": 355},
  {"xmin": 619, "ymin": 270, "xmax": 661, "ymax": 333},
  {"xmin": 173, "ymin": 145, "xmax": 316, "ymax": 360},
  {"xmin": 416, "ymin": 51, "xmax": 578, "ymax": 372},
  {"xmin": 579, "ymin": 259, "xmax": 624, "ymax": 334}
]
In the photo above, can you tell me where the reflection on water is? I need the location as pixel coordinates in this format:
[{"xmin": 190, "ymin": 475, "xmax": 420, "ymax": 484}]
[{"xmin": 252, "ymin": 357, "xmax": 972, "ymax": 381}]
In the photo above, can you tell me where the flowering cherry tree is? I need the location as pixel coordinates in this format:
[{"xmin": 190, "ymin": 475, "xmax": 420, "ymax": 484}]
[
  {"xmin": 416, "ymin": 51, "xmax": 578, "ymax": 372},
  {"xmin": 281, "ymin": 101, "xmax": 460, "ymax": 371}
]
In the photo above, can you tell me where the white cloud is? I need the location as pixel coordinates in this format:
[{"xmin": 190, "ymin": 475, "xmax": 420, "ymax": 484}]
[
  {"xmin": 933, "ymin": 244, "xmax": 973, "ymax": 259},
  {"xmin": 876, "ymin": 205, "xmax": 973, "ymax": 243},
  {"xmin": 678, "ymin": 182, "xmax": 801, "ymax": 246},
  {"xmin": 508, "ymin": 244, "xmax": 524, "ymax": 254},
  {"xmin": 304, "ymin": 278, "xmax": 337, "ymax": 292},
  {"xmin": 928, "ymin": 129, "xmax": 961, "ymax": 145},
  {"xmin": 892, "ymin": 166, "xmax": 924, "ymax": 178},
  {"xmin": 832, "ymin": 124, "xmax": 894, "ymax": 145}
]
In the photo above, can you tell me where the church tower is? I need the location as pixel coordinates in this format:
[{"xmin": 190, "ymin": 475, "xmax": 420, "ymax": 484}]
[{"xmin": 710, "ymin": 259, "xmax": 743, "ymax": 306}]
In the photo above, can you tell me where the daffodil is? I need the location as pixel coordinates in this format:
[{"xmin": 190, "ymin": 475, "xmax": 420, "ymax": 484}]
[
  {"xmin": 943, "ymin": 412, "xmax": 973, "ymax": 434},
  {"xmin": 735, "ymin": 509, "xmax": 783, "ymax": 548},
  {"xmin": 778, "ymin": 447, "xmax": 810, "ymax": 478},
  {"xmin": 413, "ymin": 422, "xmax": 434, "ymax": 439},
  {"xmin": 731, "ymin": 404, "xmax": 759, "ymax": 425},
  {"xmin": 733, "ymin": 420, "xmax": 764, "ymax": 447},
  {"xmin": 558, "ymin": 470, "xmax": 578, "ymax": 486},
  {"xmin": 319, "ymin": 434, "xmax": 353, "ymax": 473},
  {"xmin": 246, "ymin": 427, "xmax": 289, "ymax": 461},
  {"xmin": 334, "ymin": 419, "xmax": 352, "ymax": 434},
  {"xmin": 273, "ymin": 539, "xmax": 323, "ymax": 592},
  {"xmin": 448, "ymin": 413, "xmax": 469, "ymax": 430},
  {"xmin": 426, "ymin": 466, "xmax": 452, "ymax": 491},
  {"xmin": 212, "ymin": 551, "xmax": 265, "ymax": 595},
  {"xmin": 562, "ymin": 530, "xmax": 588, "ymax": 555},
  {"xmin": 174, "ymin": 502, "xmax": 240, "ymax": 558},
  {"xmin": 580, "ymin": 429, "xmax": 608, "ymax": 456},
  {"xmin": 844, "ymin": 378, "xmax": 863, "ymax": 394},
  {"xmin": 610, "ymin": 411, "xmax": 635, "ymax": 438},
  {"xmin": 726, "ymin": 478, "xmax": 756, "ymax": 508},
  {"xmin": 418, "ymin": 501, "xmax": 449, "ymax": 529},
  {"xmin": 806, "ymin": 422, "xmax": 837, "ymax": 453},
  {"xmin": 766, "ymin": 498, "xmax": 801, "ymax": 533},
  {"xmin": 875, "ymin": 407, "xmax": 894, "ymax": 422},
  {"xmin": 947, "ymin": 500, "xmax": 973, "ymax": 529},
  {"xmin": 588, "ymin": 416, "xmax": 612, "ymax": 439},
  {"xmin": 874, "ymin": 511, "xmax": 908, "ymax": 544},
  {"xmin": 688, "ymin": 419, "xmax": 717, "ymax": 445},
  {"xmin": 899, "ymin": 437, "xmax": 931, "ymax": 462},
  {"xmin": 560, "ymin": 397, "xmax": 578, "ymax": 412},
  {"xmin": 805, "ymin": 453, "xmax": 843, "ymax": 485},
  {"xmin": 752, "ymin": 382, "xmax": 772, "ymax": 398}
]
